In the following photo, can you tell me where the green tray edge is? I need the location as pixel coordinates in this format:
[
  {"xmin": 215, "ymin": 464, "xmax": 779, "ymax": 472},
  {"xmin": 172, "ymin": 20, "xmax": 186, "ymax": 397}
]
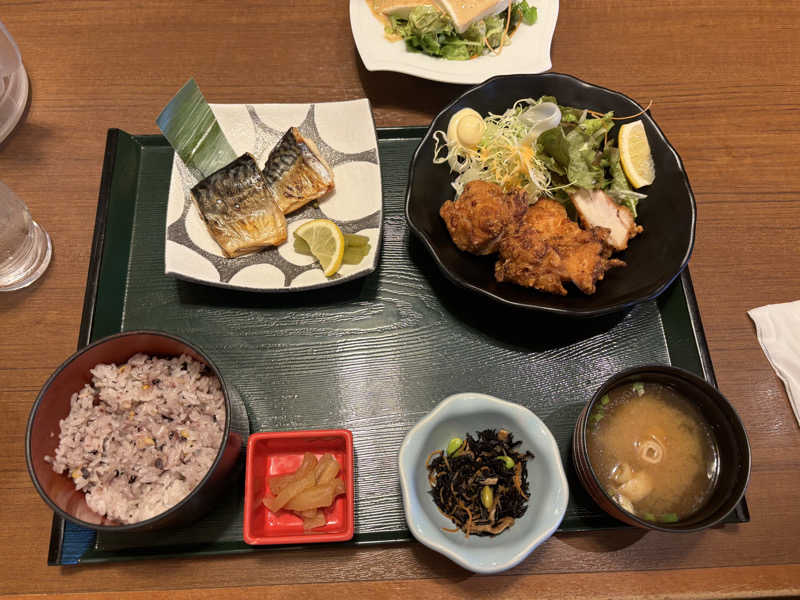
[{"xmin": 49, "ymin": 127, "xmax": 748, "ymax": 565}]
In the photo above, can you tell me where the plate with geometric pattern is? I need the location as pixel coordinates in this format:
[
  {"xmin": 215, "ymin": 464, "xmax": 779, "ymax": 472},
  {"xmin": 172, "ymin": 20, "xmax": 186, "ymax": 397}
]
[{"xmin": 164, "ymin": 98, "xmax": 382, "ymax": 291}]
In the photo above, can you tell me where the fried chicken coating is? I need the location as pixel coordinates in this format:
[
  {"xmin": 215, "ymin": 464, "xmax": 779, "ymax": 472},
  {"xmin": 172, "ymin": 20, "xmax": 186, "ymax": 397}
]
[
  {"xmin": 494, "ymin": 198, "xmax": 626, "ymax": 295},
  {"xmin": 439, "ymin": 180, "xmax": 528, "ymax": 255}
]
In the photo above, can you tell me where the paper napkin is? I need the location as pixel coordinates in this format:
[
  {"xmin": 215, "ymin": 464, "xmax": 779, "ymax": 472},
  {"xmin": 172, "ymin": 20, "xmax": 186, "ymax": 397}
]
[{"xmin": 748, "ymin": 300, "xmax": 800, "ymax": 426}]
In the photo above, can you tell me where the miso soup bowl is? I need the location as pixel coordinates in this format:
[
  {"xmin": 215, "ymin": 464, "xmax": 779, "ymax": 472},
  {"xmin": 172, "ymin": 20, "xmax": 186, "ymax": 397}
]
[
  {"xmin": 26, "ymin": 330, "xmax": 243, "ymax": 533},
  {"xmin": 572, "ymin": 365, "xmax": 750, "ymax": 533}
]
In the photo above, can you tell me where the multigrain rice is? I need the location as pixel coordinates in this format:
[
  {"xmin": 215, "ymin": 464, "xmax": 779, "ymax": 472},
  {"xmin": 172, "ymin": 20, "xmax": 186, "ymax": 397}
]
[{"xmin": 45, "ymin": 353, "xmax": 226, "ymax": 524}]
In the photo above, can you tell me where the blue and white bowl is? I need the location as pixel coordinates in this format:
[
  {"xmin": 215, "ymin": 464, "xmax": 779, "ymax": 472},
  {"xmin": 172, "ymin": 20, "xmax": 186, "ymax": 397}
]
[{"xmin": 398, "ymin": 392, "xmax": 569, "ymax": 574}]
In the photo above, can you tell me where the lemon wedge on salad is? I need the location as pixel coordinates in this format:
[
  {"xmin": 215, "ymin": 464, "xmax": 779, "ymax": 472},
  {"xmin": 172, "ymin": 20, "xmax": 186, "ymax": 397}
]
[
  {"xmin": 618, "ymin": 120, "xmax": 656, "ymax": 189},
  {"xmin": 294, "ymin": 219, "xmax": 345, "ymax": 277}
]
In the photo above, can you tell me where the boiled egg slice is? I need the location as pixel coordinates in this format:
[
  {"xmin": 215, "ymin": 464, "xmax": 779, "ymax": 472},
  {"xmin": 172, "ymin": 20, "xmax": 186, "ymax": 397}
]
[{"xmin": 447, "ymin": 108, "xmax": 485, "ymax": 150}]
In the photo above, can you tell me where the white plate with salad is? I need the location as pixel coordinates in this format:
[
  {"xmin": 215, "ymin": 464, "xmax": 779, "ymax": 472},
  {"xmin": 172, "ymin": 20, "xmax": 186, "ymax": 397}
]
[{"xmin": 350, "ymin": 0, "xmax": 559, "ymax": 85}]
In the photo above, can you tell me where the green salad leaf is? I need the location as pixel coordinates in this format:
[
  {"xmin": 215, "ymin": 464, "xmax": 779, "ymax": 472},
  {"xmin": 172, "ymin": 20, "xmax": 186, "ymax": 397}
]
[
  {"xmin": 483, "ymin": 14, "xmax": 506, "ymax": 48},
  {"xmin": 533, "ymin": 98, "xmax": 629, "ymax": 195},
  {"xmin": 409, "ymin": 5, "xmax": 451, "ymax": 34},
  {"xmin": 538, "ymin": 127, "xmax": 569, "ymax": 171},
  {"xmin": 515, "ymin": 1, "xmax": 538, "ymax": 25},
  {"xmin": 387, "ymin": 3, "xmax": 537, "ymax": 61},
  {"xmin": 565, "ymin": 127, "xmax": 606, "ymax": 189}
]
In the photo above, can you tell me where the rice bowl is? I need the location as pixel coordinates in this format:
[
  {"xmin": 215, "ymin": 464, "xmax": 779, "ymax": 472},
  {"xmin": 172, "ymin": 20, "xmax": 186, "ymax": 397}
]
[
  {"xmin": 46, "ymin": 353, "xmax": 226, "ymax": 524},
  {"xmin": 26, "ymin": 330, "xmax": 242, "ymax": 532}
]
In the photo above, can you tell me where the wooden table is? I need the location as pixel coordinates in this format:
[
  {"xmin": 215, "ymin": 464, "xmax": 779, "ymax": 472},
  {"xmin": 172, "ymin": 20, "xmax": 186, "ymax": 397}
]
[{"xmin": 2, "ymin": 1, "xmax": 799, "ymax": 598}]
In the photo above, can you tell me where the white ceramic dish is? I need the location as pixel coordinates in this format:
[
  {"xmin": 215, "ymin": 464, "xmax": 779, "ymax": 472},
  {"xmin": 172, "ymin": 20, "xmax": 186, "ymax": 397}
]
[
  {"xmin": 349, "ymin": 0, "xmax": 559, "ymax": 85},
  {"xmin": 398, "ymin": 392, "xmax": 568, "ymax": 574},
  {"xmin": 164, "ymin": 98, "xmax": 382, "ymax": 291}
]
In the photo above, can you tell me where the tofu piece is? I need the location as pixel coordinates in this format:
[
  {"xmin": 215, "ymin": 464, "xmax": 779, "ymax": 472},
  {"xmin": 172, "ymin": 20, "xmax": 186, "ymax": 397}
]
[{"xmin": 434, "ymin": 0, "xmax": 510, "ymax": 33}]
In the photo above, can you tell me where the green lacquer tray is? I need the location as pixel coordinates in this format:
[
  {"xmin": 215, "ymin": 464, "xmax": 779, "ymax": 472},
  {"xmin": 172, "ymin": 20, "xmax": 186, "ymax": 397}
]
[{"xmin": 49, "ymin": 127, "xmax": 748, "ymax": 565}]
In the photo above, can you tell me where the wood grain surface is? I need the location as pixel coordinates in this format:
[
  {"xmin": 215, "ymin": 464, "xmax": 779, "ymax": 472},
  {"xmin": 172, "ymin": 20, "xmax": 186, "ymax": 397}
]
[{"xmin": 1, "ymin": 1, "xmax": 798, "ymax": 598}]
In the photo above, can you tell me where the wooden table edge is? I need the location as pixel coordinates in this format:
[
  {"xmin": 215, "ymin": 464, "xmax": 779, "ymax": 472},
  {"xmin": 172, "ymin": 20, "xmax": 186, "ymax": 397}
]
[{"xmin": 7, "ymin": 564, "xmax": 800, "ymax": 599}]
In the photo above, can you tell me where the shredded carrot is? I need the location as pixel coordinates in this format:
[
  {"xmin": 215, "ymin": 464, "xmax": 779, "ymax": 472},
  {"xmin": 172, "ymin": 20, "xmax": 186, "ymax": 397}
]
[
  {"xmin": 587, "ymin": 100, "xmax": 654, "ymax": 121},
  {"xmin": 484, "ymin": 0, "xmax": 513, "ymax": 56},
  {"xmin": 425, "ymin": 449, "xmax": 442, "ymax": 470},
  {"xmin": 496, "ymin": 0, "xmax": 512, "ymax": 56},
  {"xmin": 513, "ymin": 462, "xmax": 528, "ymax": 500},
  {"xmin": 442, "ymin": 526, "xmax": 460, "ymax": 533},
  {"xmin": 457, "ymin": 501, "xmax": 474, "ymax": 538}
]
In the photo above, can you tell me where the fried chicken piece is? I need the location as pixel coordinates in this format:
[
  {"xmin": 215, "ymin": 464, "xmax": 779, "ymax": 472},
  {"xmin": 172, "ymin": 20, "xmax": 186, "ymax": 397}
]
[
  {"xmin": 572, "ymin": 188, "xmax": 643, "ymax": 252},
  {"xmin": 439, "ymin": 180, "xmax": 528, "ymax": 255},
  {"xmin": 494, "ymin": 198, "xmax": 626, "ymax": 295}
]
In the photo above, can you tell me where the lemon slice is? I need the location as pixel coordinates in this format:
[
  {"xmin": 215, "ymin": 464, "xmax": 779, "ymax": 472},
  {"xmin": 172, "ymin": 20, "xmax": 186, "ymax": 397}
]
[
  {"xmin": 294, "ymin": 219, "xmax": 345, "ymax": 277},
  {"xmin": 618, "ymin": 120, "xmax": 656, "ymax": 189}
]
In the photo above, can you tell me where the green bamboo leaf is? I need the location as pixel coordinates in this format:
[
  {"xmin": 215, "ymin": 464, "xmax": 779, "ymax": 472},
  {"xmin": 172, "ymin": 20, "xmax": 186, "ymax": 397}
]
[{"xmin": 156, "ymin": 78, "xmax": 237, "ymax": 178}]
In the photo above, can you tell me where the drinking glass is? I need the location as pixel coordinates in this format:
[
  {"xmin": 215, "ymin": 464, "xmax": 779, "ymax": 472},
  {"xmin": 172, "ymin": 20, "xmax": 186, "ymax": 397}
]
[
  {"xmin": 0, "ymin": 20, "xmax": 28, "ymax": 144},
  {"xmin": 0, "ymin": 181, "xmax": 51, "ymax": 291}
]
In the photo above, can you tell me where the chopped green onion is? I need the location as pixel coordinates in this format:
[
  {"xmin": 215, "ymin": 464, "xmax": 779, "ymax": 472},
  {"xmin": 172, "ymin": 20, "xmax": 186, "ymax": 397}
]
[
  {"xmin": 632, "ymin": 382, "xmax": 645, "ymax": 396},
  {"xmin": 600, "ymin": 394, "xmax": 610, "ymax": 406},
  {"xmin": 590, "ymin": 412, "xmax": 604, "ymax": 426},
  {"xmin": 659, "ymin": 513, "xmax": 679, "ymax": 523}
]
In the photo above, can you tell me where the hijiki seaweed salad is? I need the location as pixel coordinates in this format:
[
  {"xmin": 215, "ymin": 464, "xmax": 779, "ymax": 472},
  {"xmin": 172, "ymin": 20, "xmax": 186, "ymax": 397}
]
[{"xmin": 426, "ymin": 429, "xmax": 534, "ymax": 536}]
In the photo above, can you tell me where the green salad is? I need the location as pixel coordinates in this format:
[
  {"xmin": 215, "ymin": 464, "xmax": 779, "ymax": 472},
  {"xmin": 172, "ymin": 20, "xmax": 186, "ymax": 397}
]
[
  {"xmin": 433, "ymin": 96, "xmax": 649, "ymax": 216},
  {"xmin": 535, "ymin": 96, "xmax": 644, "ymax": 215},
  {"xmin": 387, "ymin": 2, "xmax": 538, "ymax": 60}
]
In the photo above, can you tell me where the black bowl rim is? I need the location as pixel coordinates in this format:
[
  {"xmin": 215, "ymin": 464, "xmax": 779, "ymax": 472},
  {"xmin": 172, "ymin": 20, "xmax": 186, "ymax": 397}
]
[
  {"xmin": 25, "ymin": 329, "xmax": 233, "ymax": 533},
  {"xmin": 577, "ymin": 364, "xmax": 751, "ymax": 532},
  {"xmin": 405, "ymin": 72, "xmax": 697, "ymax": 317}
]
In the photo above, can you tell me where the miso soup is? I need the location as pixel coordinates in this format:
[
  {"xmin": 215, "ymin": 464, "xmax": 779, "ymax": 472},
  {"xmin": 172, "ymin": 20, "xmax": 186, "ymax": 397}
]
[{"xmin": 586, "ymin": 382, "xmax": 718, "ymax": 523}]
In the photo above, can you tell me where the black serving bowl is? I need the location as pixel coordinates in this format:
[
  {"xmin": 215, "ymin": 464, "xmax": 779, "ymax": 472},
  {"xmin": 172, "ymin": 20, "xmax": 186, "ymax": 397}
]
[
  {"xmin": 572, "ymin": 365, "xmax": 750, "ymax": 532},
  {"xmin": 405, "ymin": 73, "xmax": 696, "ymax": 317},
  {"xmin": 26, "ymin": 330, "xmax": 242, "ymax": 533}
]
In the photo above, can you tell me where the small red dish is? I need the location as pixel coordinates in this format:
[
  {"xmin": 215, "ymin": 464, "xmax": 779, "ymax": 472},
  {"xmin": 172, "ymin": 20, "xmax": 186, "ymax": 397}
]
[{"xmin": 243, "ymin": 429, "xmax": 354, "ymax": 545}]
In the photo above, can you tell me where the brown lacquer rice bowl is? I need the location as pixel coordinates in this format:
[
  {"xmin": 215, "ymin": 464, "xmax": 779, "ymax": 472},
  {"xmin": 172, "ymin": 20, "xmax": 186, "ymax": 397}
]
[
  {"xmin": 26, "ymin": 330, "xmax": 242, "ymax": 533},
  {"xmin": 572, "ymin": 365, "xmax": 750, "ymax": 532}
]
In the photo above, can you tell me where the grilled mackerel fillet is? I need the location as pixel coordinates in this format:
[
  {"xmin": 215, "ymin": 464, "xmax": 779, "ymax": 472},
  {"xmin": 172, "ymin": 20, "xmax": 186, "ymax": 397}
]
[
  {"xmin": 191, "ymin": 153, "xmax": 287, "ymax": 258},
  {"xmin": 263, "ymin": 127, "xmax": 335, "ymax": 215}
]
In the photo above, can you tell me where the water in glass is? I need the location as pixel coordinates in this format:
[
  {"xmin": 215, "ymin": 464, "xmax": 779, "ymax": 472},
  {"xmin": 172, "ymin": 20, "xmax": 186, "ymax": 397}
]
[{"xmin": 0, "ymin": 181, "xmax": 51, "ymax": 291}]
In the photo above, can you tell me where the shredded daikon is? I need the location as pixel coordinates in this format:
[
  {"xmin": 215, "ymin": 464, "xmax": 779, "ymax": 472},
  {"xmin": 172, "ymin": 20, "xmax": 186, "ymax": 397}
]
[{"xmin": 433, "ymin": 98, "xmax": 558, "ymax": 198}]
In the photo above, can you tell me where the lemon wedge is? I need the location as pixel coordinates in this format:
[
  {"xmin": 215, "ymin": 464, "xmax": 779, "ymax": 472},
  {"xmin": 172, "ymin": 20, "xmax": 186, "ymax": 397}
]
[
  {"xmin": 294, "ymin": 219, "xmax": 345, "ymax": 277},
  {"xmin": 618, "ymin": 120, "xmax": 656, "ymax": 189}
]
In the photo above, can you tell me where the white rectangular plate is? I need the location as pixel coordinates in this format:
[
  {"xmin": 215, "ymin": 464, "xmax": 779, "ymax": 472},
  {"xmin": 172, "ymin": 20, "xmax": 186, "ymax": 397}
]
[{"xmin": 164, "ymin": 98, "xmax": 382, "ymax": 292}]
